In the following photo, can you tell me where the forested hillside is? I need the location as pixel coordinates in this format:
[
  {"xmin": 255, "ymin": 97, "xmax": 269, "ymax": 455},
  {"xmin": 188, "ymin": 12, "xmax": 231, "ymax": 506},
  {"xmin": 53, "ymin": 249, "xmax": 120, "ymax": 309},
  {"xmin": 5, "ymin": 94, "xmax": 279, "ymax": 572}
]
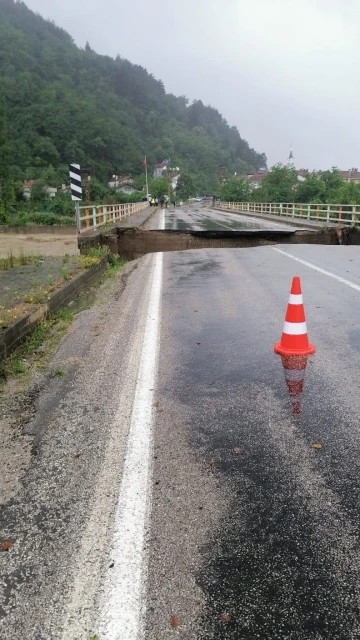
[{"xmin": 0, "ymin": 0, "xmax": 266, "ymax": 194}]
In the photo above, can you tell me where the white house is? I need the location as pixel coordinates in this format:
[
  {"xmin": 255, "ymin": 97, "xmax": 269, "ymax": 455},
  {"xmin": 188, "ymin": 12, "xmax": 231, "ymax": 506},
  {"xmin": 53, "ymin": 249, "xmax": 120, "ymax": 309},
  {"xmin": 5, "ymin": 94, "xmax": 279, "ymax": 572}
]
[
  {"xmin": 23, "ymin": 180, "xmax": 57, "ymax": 199},
  {"xmin": 153, "ymin": 161, "xmax": 169, "ymax": 179},
  {"xmin": 116, "ymin": 183, "xmax": 140, "ymax": 195},
  {"xmin": 169, "ymin": 172, "xmax": 181, "ymax": 190},
  {"xmin": 107, "ymin": 174, "xmax": 133, "ymax": 189}
]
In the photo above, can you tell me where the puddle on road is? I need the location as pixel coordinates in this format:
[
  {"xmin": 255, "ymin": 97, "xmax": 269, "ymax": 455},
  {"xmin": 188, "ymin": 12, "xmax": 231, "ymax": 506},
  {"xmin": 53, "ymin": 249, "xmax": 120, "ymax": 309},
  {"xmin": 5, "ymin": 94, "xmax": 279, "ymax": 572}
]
[
  {"xmin": 277, "ymin": 354, "xmax": 310, "ymax": 416},
  {"xmin": 200, "ymin": 219, "xmax": 263, "ymax": 231}
]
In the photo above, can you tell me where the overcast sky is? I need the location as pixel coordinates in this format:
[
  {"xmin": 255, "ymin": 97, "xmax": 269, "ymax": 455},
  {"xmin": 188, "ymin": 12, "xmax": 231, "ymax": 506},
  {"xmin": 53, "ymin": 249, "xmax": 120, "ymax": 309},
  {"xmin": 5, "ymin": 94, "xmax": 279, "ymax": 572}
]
[{"xmin": 25, "ymin": 0, "xmax": 360, "ymax": 170}]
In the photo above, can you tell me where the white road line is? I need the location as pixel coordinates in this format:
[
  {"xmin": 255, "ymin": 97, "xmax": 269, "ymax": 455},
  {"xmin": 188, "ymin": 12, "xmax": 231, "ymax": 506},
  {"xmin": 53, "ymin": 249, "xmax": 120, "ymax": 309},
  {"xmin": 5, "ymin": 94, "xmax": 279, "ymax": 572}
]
[
  {"xmin": 159, "ymin": 208, "xmax": 165, "ymax": 230},
  {"xmin": 100, "ymin": 252, "xmax": 163, "ymax": 640},
  {"xmin": 273, "ymin": 247, "xmax": 360, "ymax": 293}
]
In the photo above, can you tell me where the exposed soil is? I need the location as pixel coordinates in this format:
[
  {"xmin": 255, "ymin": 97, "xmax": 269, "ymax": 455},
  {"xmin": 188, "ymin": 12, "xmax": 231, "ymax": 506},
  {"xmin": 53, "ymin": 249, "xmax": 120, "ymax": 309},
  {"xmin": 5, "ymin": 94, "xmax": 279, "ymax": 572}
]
[{"xmin": 0, "ymin": 234, "xmax": 78, "ymax": 258}]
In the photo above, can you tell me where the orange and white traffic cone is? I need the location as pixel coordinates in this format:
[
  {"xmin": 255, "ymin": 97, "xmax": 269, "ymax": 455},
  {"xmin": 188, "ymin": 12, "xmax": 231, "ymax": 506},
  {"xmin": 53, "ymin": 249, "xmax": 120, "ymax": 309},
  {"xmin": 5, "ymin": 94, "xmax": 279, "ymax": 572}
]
[
  {"xmin": 281, "ymin": 354, "xmax": 308, "ymax": 415},
  {"xmin": 274, "ymin": 276, "xmax": 315, "ymax": 356}
]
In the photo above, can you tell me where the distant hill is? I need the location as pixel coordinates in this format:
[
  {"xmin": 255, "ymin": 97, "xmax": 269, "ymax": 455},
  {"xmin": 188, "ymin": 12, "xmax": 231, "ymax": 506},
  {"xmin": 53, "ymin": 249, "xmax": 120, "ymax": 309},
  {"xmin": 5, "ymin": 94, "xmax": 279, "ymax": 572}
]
[{"xmin": 0, "ymin": 0, "xmax": 267, "ymax": 193}]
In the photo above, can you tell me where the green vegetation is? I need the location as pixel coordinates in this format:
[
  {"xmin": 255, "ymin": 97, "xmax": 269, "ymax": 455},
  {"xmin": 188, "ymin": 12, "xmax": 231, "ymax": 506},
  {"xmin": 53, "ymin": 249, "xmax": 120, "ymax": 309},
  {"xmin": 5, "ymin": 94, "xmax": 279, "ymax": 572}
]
[
  {"xmin": 9, "ymin": 212, "xmax": 75, "ymax": 226},
  {"xmin": 52, "ymin": 367, "xmax": 66, "ymax": 378},
  {"xmin": 60, "ymin": 265, "xmax": 69, "ymax": 282},
  {"xmin": 0, "ymin": 307, "xmax": 74, "ymax": 382},
  {"xmin": 79, "ymin": 245, "xmax": 125, "ymax": 275},
  {"xmin": 0, "ymin": 250, "xmax": 42, "ymax": 271},
  {"xmin": 0, "ymin": 87, "xmax": 14, "ymax": 222},
  {"xmin": 0, "ymin": 0, "xmax": 266, "ymax": 224},
  {"xmin": 221, "ymin": 177, "xmax": 251, "ymax": 203},
  {"xmin": 221, "ymin": 165, "xmax": 360, "ymax": 206},
  {"xmin": 176, "ymin": 173, "xmax": 196, "ymax": 200}
]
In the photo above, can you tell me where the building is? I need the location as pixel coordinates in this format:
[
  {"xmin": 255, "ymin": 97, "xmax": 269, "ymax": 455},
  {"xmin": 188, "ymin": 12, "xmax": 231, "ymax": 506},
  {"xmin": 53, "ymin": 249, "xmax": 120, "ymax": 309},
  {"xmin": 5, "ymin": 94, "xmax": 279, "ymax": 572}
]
[
  {"xmin": 169, "ymin": 171, "xmax": 181, "ymax": 190},
  {"xmin": 107, "ymin": 174, "xmax": 133, "ymax": 189},
  {"xmin": 338, "ymin": 169, "xmax": 360, "ymax": 183},
  {"xmin": 153, "ymin": 160, "xmax": 181, "ymax": 189},
  {"xmin": 297, "ymin": 169, "xmax": 308, "ymax": 182},
  {"xmin": 153, "ymin": 161, "xmax": 169, "ymax": 179},
  {"xmin": 23, "ymin": 180, "xmax": 57, "ymax": 199},
  {"xmin": 245, "ymin": 172, "xmax": 268, "ymax": 189},
  {"xmin": 116, "ymin": 183, "xmax": 140, "ymax": 195},
  {"xmin": 240, "ymin": 166, "xmax": 308, "ymax": 190},
  {"xmin": 287, "ymin": 144, "xmax": 295, "ymax": 168}
]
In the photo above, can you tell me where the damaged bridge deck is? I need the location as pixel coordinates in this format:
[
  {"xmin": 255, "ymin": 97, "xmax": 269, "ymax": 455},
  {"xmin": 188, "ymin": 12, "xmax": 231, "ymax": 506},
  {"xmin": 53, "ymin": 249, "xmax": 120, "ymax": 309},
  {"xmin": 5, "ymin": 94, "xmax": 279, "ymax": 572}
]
[{"xmin": 78, "ymin": 226, "xmax": 344, "ymax": 261}]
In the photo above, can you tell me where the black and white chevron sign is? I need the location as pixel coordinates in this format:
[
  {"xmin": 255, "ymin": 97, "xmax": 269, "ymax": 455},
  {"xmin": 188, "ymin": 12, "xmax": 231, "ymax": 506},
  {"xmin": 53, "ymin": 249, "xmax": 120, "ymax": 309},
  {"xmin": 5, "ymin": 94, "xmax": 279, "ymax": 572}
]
[{"xmin": 69, "ymin": 163, "xmax": 82, "ymax": 201}]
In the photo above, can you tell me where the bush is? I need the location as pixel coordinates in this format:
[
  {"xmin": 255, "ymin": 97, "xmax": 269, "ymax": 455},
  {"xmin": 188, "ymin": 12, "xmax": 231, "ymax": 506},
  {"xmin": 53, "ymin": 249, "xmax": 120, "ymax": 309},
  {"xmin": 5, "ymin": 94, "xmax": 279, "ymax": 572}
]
[
  {"xmin": 48, "ymin": 192, "xmax": 74, "ymax": 216},
  {"xmin": 12, "ymin": 212, "xmax": 75, "ymax": 226}
]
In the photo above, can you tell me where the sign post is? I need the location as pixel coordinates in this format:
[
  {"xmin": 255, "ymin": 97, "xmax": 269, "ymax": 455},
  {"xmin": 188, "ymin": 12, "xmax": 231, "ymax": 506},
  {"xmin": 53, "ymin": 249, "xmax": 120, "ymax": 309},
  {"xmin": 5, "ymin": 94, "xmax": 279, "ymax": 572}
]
[{"xmin": 69, "ymin": 163, "xmax": 83, "ymax": 234}]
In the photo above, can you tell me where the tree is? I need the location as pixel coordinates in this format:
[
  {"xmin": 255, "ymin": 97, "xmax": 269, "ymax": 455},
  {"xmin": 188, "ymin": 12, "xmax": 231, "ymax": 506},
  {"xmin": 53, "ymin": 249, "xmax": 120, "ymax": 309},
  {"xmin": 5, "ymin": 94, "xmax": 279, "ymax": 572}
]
[
  {"xmin": 0, "ymin": 89, "xmax": 14, "ymax": 221},
  {"xmin": 335, "ymin": 180, "xmax": 360, "ymax": 205},
  {"xmin": 176, "ymin": 172, "xmax": 195, "ymax": 200},
  {"xmin": 31, "ymin": 180, "xmax": 49, "ymax": 204},
  {"xmin": 254, "ymin": 165, "xmax": 298, "ymax": 202},
  {"xmin": 221, "ymin": 178, "xmax": 251, "ymax": 202},
  {"xmin": 149, "ymin": 177, "xmax": 171, "ymax": 199},
  {"xmin": 0, "ymin": 0, "xmax": 267, "ymax": 190},
  {"xmin": 318, "ymin": 170, "xmax": 344, "ymax": 203},
  {"xmin": 296, "ymin": 172, "xmax": 326, "ymax": 203}
]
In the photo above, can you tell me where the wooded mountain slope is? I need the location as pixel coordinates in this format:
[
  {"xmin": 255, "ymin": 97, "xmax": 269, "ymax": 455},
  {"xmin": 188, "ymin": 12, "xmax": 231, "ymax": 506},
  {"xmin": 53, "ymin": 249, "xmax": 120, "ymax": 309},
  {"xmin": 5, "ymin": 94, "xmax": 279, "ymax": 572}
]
[{"xmin": 0, "ymin": 0, "xmax": 267, "ymax": 192}]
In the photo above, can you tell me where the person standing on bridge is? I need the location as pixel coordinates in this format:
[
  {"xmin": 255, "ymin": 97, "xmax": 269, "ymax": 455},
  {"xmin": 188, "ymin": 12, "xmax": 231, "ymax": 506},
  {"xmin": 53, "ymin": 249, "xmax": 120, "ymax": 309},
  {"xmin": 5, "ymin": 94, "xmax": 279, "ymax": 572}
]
[
  {"xmin": 155, "ymin": 197, "xmax": 159, "ymax": 207},
  {"xmin": 151, "ymin": 197, "xmax": 155, "ymax": 207}
]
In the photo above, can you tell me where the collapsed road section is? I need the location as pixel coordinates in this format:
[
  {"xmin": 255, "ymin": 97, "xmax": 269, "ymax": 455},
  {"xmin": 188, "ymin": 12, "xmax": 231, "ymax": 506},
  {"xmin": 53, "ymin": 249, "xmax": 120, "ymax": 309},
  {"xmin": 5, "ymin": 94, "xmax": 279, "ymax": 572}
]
[{"xmin": 78, "ymin": 226, "xmax": 344, "ymax": 261}]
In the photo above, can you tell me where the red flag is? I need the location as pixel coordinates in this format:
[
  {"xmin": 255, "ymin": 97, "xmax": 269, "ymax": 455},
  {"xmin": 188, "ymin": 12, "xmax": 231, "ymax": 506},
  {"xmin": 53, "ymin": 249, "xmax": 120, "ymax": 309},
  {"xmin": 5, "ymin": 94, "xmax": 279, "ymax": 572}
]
[{"xmin": 143, "ymin": 156, "xmax": 147, "ymax": 167}]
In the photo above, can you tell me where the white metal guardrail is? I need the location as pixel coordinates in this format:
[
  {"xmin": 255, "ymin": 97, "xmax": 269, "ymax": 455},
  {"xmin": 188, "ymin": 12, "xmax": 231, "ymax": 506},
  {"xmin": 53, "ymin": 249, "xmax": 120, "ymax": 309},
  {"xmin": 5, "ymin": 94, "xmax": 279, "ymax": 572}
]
[
  {"xmin": 218, "ymin": 202, "xmax": 360, "ymax": 226},
  {"xmin": 78, "ymin": 201, "xmax": 148, "ymax": 233}
]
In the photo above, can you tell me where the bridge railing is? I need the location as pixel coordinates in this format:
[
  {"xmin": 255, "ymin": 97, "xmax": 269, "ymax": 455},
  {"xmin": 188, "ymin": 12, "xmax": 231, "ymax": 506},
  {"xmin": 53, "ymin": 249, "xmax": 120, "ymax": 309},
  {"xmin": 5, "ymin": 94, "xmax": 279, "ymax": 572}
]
[
  {"xmin": 218, "ymin": 202, "xmax": 360, "ymax": 226},
  {"xmin": 78, "ymin": 201, "xmax": 148, "ymax": 233}
]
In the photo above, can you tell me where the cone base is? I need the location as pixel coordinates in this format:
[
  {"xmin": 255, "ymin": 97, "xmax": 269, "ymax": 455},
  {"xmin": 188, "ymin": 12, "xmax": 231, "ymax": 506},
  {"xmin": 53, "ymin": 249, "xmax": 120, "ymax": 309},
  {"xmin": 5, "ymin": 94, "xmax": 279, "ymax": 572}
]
[{"xmin": 274, "ymin": 342, "xmax": 315, "ymax": 356}]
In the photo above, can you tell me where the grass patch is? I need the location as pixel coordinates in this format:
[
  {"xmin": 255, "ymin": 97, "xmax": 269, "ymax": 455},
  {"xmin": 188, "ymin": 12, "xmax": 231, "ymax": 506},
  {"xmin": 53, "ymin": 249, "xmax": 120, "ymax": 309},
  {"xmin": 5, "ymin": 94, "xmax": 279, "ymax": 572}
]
[
  {"xmin": 52, "ymin": 367, "xmax": 66, "ymax": 378},
  {"xmin": 0, "ymin": 303, "xmax": 29, "ymax": 329},
  {"xmin": 0, "ymin": 250, "xmax": 44, "ymax": 271},
  {"xmin": 23, "ymin": 286, "xmax": 52, "ymax": 305},
  {"xmin": 76, "ymin": 254, "xmax": 102, "ymax": 269},
  {"xmin": 60, "ymin": 265, "xmax": 69, "ymax": 282},
  {"xmin": 105, "ymin": 256, "xmax": 125, "ymax": 278},
  {"xmin": 0, "ymin": 308, "xmax": 74, "ymax": 383},
  {"xmin": 77, "ymin": 246, "xmax": 125, "ymax": 274}
]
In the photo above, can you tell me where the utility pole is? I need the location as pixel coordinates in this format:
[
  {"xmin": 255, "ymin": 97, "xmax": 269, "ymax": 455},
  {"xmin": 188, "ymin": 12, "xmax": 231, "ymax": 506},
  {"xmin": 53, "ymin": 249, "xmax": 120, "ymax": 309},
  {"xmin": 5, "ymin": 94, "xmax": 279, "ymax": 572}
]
[
  {"xmin": 82, "ymin": 168, "xmax": 91, "ymax": 206},
  {"xmin": 81, "ymin": 167, "xmax": 90, "ymax": 229},
  {"xmin": 144, "ymin": 156, "xmax": 149, "ymax": 201}
]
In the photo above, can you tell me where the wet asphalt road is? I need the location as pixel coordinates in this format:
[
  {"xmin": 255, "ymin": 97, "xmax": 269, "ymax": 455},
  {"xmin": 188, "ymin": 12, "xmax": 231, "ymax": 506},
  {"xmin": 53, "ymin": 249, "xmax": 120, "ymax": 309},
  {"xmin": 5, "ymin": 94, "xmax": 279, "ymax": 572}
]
[
  {"xmin": 145, "ymin": 204, "xmax": 293, "ymax": 231},
  {"xmin": 147, "ymin": 244, "xmax": 360, "ymax": 639},
  {"xmin": 2, "ymin": 213, "xmax": 360, "ymax": 638}
]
